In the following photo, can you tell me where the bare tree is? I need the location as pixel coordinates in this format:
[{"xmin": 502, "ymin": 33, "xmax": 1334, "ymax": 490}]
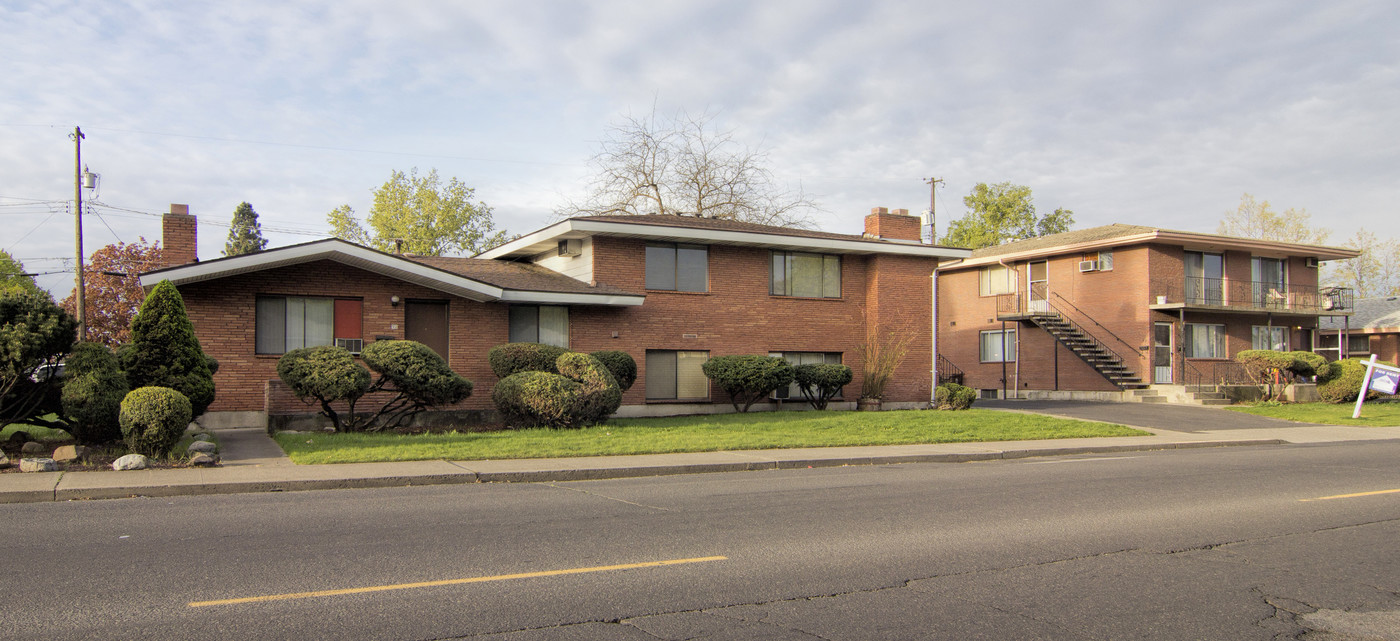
[
  {"xmin": 559, "ymin": 110, "xmax": 818, "ymax": 227},
  {"xmin": 1218, "ymin": 193, "xmax": 1330, "ymax": 244}
]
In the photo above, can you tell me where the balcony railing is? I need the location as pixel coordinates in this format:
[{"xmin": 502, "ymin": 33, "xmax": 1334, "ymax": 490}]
[{"xmin": 1149, "ymin": 279, "xmax": 1353, "ymax": 314}]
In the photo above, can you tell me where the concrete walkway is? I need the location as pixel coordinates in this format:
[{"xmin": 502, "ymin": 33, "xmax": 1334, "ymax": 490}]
[{"xmin": 4, "ymin": 404, "xmax": 1400, "ymax": 504}]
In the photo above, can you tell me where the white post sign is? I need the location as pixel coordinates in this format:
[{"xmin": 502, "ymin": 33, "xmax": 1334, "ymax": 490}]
[{"xmin": 1352, "ymin": 354, "xmax": 1400, "ymax": 418}]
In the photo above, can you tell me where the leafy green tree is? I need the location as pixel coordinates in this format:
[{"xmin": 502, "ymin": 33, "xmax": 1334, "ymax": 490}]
[
  {"xmin": 1218, "ymin": 193, "xmax": 1330, "ymax": 244},
  {"xmin": 0, "ymin": 250, "xmax": 43, "ymax": 297},
  {"xmin": 118, "ymin": 281, "xmax": 215, "ymax": 416},
  {"xmin": 60, "ymin": 238, "xmax": 163, "ymax": 350},
  {"xmin": 0, "ymin": 289, "xmax": 76, "ymax": 430},
  {"xmin": 328, "ymin": 168, "xmax": 508, "ymax": 256},
  {"xmin": 223, "ymin": 201, "xmax": 268, "ymax": 257},
  {"xmin": 701, "ymin": 355, "xmax": 794, "ymax": 412},
  {"xmin": 941, "ymin": 182, "xmax": 1074, "ymax": 249}
]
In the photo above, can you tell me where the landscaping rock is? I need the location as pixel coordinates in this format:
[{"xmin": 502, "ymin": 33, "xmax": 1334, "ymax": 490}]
[
  {"xmin": 192, "ymin": 433, "xmax": 213, "ymax": 442},
  {"xmin": 20, "ymin": 441, "xmax": 47, "ymax": 455},
  {"xmin": 51, "ymin": 445, "xmax": 91, "ymax": 462},
  {"xmin": 19, "ymin": 458, "xmax": 57, "ymax": 473},
  {"xmin": 0, "ymin": 453, "xmax": 9, "ymax": 468},
  {"xmin": 186, "ymin": 440, "xmax": 217, "ymax": 454},
  {"xmin": 8, "ymin": 431, "xmax": 30, "ymax": 444},
  {"xmin": 112, "ymin": 454, "xmax": 149, "ymax": 471},
  {"xmin": 184, "ymin": 422, "xmax": 203, "ymax": 435},
  {"xmin": 187, "ymin": 452, "xmax": 218, "ymax": 467}
]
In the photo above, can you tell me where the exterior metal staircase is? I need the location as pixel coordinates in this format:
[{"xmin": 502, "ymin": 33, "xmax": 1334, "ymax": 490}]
[{"xmin": 1026, "ymin": 312, "xmax": 1148, "ymax": 390}]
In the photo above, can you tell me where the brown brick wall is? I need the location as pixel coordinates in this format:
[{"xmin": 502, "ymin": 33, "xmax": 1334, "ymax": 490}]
[
  {"xmin": 864, "ymin": 208, "xmax": 923, "ymax": 241},
  {"xmin": 181, "ymin": 239, "xmax": 939, "ymax": 413},
  {"xmin": 162, "ymin": 210, "xmax": 198, "ymax": 267}
]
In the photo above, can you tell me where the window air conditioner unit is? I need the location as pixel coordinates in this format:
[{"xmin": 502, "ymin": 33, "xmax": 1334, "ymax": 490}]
[
  {"xmin": 558, "ymin": 239, "xmax": 583, "ymax": 257},
  {"xmin": 335, "ymin": 338, "xmax": 363, "ymax": 355},
  {"xmin": 1305, "ymin": 257, "xmax": 1321, "ymax": 268},
  {"xmin": 1078, "ymin": 260, "xmax": 1098, "ymax": 272}
]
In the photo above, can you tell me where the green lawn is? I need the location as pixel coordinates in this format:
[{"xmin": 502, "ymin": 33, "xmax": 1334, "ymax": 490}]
[
  {"xmin": 273, "ymin": 409, "xmax": 1148, "ymax": 465},
  {"xmin": 1226, "ymin": 402, "xmax": 1400, "ymax": 426}
]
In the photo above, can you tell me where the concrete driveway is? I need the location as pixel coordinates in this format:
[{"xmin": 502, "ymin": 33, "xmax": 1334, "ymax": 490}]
[{"xmin": 977, "ymin": 399, "xmax": 1324, "ymax": 433}]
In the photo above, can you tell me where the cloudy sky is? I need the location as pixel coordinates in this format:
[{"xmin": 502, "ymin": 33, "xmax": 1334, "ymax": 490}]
[{"xmin": 4, "ymin": 0, "xmax": 1396, "ymax": 296}]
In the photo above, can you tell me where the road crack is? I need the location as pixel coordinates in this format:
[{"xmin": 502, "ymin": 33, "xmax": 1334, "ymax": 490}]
[{"xmin": 545, "ymin": 483, "xmax": 673, "ymax": 511}]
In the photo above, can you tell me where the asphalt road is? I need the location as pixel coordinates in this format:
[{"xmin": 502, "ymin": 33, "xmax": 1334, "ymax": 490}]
[
  {"xmin": 979, "ymin": 399, "xmax": 1322, "ymax": 432},
  {"xmin": 4, "ymin": 440, "xmax": 1400, "ymax": 640}
]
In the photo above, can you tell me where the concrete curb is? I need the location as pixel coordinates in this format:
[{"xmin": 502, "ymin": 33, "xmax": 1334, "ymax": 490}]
[{"xmin": 2, "ymin": 438, "xmax": 1290, "ymax": 504}]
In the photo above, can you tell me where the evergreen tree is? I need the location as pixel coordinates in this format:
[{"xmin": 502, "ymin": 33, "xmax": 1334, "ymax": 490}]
[
  {"xmin": 223, "ymin": 201, "xmax": 268, "ymax": 257},
  {"xmin": 0, "ymin": 249, "xmax": 43, "ymax": 297},
  {"xmin": 118, "ymin": 281, "xmax": 215, "ymax": 416}
]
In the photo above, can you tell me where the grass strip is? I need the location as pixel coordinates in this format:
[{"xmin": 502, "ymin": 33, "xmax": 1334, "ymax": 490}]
[
  {"xmin": 1226, "ymin": 402, "xmax": 1400, "ymax": 426},
  {"xmin": 273, "ymin": 409, "xmax": 1147, "ymax": 465}
]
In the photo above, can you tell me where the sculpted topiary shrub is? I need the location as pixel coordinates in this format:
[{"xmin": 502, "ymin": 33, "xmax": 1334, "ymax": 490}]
[
  {"xmin": 119, "ymin": 386, "xmax": 192, "ymax": 457},
  {"xmin": 1317, "ymin": 358, "xmax": 1376, "ymax": 404},
  {"xmin": 492, "ymin": 352, "xmax": 620, "ymax": 428},
  {"xmin": 793, "ymin": 363, "xmax": 852, "ymax": 410},
  {"xmin": 118, "ymin": 281, "xmax": 215, "ymax": 416},
  {"xmin": 589, "ymin": 350, "xmax": 637, "ymax": 393},
  {"xmin": 276, "ymin": 340, "xmax": 471, "ymax": 432},
  {"xmin": 488, "ymin": 342, "xmax": 569, "ymax": 378},
  {"xmin": 701, "ymin": 355, "xmax": 794, "ymax": 412},
  {"xmin": 935, "ymin": 383, "xmax": 977, "ymax": 410},
  {"xmin": 61, "ymin": 342, "xmax": 130, "ymax": 443}
]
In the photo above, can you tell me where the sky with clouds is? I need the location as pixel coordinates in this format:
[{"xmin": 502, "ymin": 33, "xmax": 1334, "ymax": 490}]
[{"xmin": 3, "ymin": 0, "xmax": 1396, "ymax": 296}]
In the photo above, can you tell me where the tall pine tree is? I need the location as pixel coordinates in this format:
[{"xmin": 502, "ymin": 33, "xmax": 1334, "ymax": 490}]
[{"xmin": 224, "ymin": 201, "xmax": 268, "ymax": 257}]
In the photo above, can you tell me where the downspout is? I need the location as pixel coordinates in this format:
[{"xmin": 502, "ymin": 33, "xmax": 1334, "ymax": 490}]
[
  {"xmin": 930, "ymin": 267, "xmax": 938, "ymax": 404},
  {"xmin": 999, "ymin": 256, "xmax": 1018, "ymax": 399}
]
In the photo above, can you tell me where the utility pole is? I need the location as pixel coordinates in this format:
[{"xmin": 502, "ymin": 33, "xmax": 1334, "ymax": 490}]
[
  {"xmin": 71, "ymin": 126, "xmax": 86, "ymax": 341},
  {"xmin": 923, "ymin": 176, "xmax": 944, "ymax": 243}
]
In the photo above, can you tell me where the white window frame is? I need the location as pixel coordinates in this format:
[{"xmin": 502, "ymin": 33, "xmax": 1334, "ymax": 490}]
[
  {"xmin": 979, "ymin": 329, "xmax": 1017, "ymax": 363},
  {"xmin": 1251, "ymin": 326, "xmax": 1289, "ymax": 351},
  {"xmin": 979, "ymin": 265, "xmax": 1016, "ymax": 296},
  {"xmin": 1183, "ymin": 323, "xmax": 1226, "ymax": 359},
  {"xmin": 509, "ymin": 305, "xmax": 569, "ymax": 348},
  {"xmin": 644, "ymin": 350, "xmax": 710, "ymax": 401}
]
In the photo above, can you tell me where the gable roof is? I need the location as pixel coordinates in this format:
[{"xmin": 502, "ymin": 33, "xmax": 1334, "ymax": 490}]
[
  {"xmin": 139, "ymin": 238, "xmax": 645, "ymax": 306},
  {"xmin": 1319, "ymin": 297, "xmax": 1400, "ymax": 332},
  {"xmin": 946, "ymin": 223, "xmax": 1360, "ymax": 269},
  {"xmin": 476, "ymin": 214, "xmax": 971, "ymax": 260}
]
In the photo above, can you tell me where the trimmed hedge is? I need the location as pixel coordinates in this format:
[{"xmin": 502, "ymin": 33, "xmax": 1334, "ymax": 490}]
[
  {"xmin": 61, "ymin": 342, "xmax": 130, "ymax": 444},
  {"xmin": 702, "ymin": 355, "xmax": 794, "ymax": 412},
  {"xmin": 590, "ymin": 350, "xmax": 638, "ymax": 393},
  {"xmin": 793, "ymin": 363, "xmax": 852, "ymax": 410},
  {"xmin": 361, "ymin": 340, "xmax": 473, "ymax": 407},
  {"xmin": 1317, "ymin": 358, "xmax": 1376, "ymax": 404},
  {"xmin": 488, "ymin": 342, "xmax": 569, "ymax": 378},
  {"xmin": 119, "ymin": 386, "xmax": 192, "ymax": 457},
  {"xmin": 276, "ymin": 341, "xmax": 471, "ymax": 432},
  {"xmin": 935, "ymin": 382, "xmax": 977, "ymax": 410},
  {"xmin": 491, "ymin": 352, "xmax": 620, "ymax": 428}
]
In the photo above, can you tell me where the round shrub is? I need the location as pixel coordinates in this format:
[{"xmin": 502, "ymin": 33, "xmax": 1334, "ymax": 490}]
[
  {"xmin": 792, "ymin": 363, "xmax": 853, "ymax": 410},
  {"xmin": 701, "ymin": 355, "xmax": 793, "ymax": 412},
  {"xmin": 1287, "ymin": 351, "xmax": 1327, "ymax": 378},
  {"xmin": 491, "ymin": 353, "xmax": 620, "ymax": 428},
  {"xmin": 61, "ymin": 342, "xmax": 130, "ymax": 443},
  {"xmin": 488, "ymin": 342, "xmax": 569, "ymax": 378},
  {"xmin": 935, "ymin": 382, "xmax": 977, "ymax": 410},
  {"xmin": 1318, "ymin": 358, "xmax": 1377, "ymax": 404},
  {"xmin": 119, "ymin": 386, "xmax": 192, "ymax": 457},
  {"xmin": 589, "ymin": 350, "xmax": 637, "ymax": 392}
]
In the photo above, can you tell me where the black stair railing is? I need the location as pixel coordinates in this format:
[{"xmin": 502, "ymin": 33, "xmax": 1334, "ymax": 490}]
[
  {"xmin": 937, "ymin": 354, "xmax": 964, "ymax": 386},
  {"xmin": 1034, "ymin": 298, "xmax": 1141, "ymax": 387}
]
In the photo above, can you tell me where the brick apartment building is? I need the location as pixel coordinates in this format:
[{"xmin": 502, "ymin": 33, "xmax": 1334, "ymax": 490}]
[
  {"xmin": 935, "ymin": 224, "xmax": 1359, "ymax": 401},
  {"xmin": 141, "ymin": 206, "xmax": 968, "ymax": 427}
]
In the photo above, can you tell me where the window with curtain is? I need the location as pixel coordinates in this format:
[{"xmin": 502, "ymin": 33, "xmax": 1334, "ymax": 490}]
[
  {"xmin": 1251, "ymin": 326, "xmax": 1288, "ymax": 351},
  {"xmin": 1183, "ymin": 323, "xmax": 1226, "ymax": 358},
  {"xmin": 255, "ymin": 296, "xmax": 362, "ymax": 354},
  {"xmin": 771, "ymin": 251, "xmax": 841, "ymax": 298},
  {"xmin": 769, "ymin": 352, "xmax": 842, "ymax": 399},
  {"xmin": 508, "ymin": 305, "xmax": 569, "ymax": 347},
  {"xmin": 979, "ymin": 329, "xmax": 1017, "ymax": 362},
  {"xmin": 644, "ymin": 350, "xmax": 710, "ymax": 400},
  {"xmin": 978, "ymin": 265, "xmax": 1016, "ymax": 296}
]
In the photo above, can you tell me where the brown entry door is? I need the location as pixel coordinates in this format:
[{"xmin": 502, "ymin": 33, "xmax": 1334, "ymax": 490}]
[{"xmin": 405, "ymin": 301, "xmax": 449, "ymax": 359}]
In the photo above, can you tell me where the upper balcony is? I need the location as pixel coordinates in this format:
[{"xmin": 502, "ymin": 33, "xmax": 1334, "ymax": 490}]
[{"xmin": 1148, "ymin": 278, "xmax": 1354, "ymax": 317}]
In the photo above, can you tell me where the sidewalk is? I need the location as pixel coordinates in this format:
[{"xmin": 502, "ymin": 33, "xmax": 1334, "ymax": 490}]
[{"xmin": 6, "ymin": 418, "xmax": 1400, "ymax": 505}]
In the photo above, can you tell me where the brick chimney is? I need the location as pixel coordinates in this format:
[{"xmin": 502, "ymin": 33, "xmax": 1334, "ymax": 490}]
[
  {"xmin": 864, "ymin": 207, "xmax": 922, "ymax": 241},
  {"xmin": 162, "ymin": 204, "xmax": 198, "ymax": 267}
]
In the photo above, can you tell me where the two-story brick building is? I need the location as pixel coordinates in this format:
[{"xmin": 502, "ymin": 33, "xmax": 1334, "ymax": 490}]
[
  {"xmin": 936, "ymin": 224, "xmax": 1359, "ymax": 401},
  {"xmin": 141, "ymin": 206, "xmax": 969, "ymax": 427}
]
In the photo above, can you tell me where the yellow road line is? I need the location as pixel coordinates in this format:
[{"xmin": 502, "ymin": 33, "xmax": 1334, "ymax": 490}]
[
  {"xmin": 1300, "ymin": 488, "xmax": 1400, "ymax": 502},
  {"xmin": 190, "ymin": 555, "xmax": 727, "ymax": 607}
]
